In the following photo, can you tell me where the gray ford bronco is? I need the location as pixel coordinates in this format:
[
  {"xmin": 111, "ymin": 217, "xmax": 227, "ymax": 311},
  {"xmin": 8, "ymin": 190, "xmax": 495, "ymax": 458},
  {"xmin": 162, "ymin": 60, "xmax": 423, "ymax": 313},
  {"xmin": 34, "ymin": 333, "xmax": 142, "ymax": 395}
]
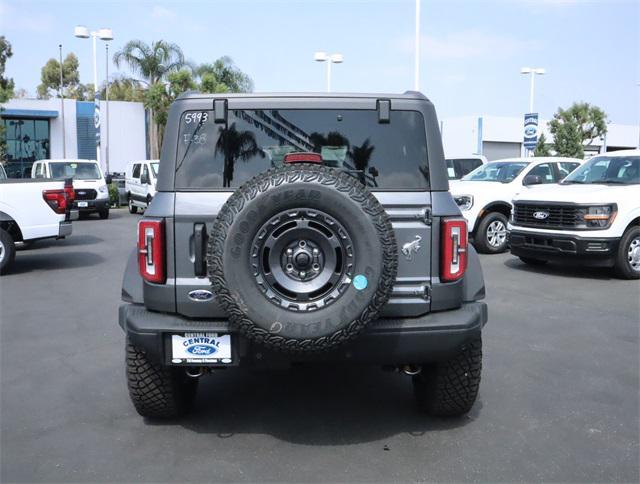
[{"xmin": 119, "ymin": 92, "xmax": 488, "ymax": 418}]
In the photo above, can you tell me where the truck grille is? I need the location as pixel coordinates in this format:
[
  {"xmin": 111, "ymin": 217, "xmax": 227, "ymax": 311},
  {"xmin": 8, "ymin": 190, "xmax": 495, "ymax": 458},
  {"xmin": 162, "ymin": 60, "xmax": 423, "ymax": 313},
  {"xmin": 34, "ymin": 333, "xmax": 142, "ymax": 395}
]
[
  {"xmin": 74, "ymin": 189, "xmax": 97, "ymax": 200},
  {"xmin": 513, "ymin": 202, "xmax": 579, "ymax": 229}
]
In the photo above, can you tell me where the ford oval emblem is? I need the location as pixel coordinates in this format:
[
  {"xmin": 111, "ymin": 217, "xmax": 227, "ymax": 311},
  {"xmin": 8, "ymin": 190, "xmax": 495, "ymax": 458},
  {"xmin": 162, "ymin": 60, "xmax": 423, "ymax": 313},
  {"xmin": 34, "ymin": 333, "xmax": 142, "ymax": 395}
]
[
  {"xmin": 525, "ymin": 126, "xmax": 537, "ymax": 137},
  {"xmin": 188, "ymin": 289, "xmax": 214, "ymax": 302},
  {"xmin": 186, "ymin": 344, "xmax": 217, "ymax": 356},
  {"xmin": 533, "ymin": 211, "xmax": 549, "ymax": 220}
]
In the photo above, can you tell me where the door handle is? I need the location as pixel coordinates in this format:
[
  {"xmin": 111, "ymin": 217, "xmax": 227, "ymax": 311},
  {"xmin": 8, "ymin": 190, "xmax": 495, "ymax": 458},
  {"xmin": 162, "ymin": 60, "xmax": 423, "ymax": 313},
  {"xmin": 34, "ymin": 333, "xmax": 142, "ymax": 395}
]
[{"xmin": 194, "ymin": 223, "xmax": 207, "ymax": 277}]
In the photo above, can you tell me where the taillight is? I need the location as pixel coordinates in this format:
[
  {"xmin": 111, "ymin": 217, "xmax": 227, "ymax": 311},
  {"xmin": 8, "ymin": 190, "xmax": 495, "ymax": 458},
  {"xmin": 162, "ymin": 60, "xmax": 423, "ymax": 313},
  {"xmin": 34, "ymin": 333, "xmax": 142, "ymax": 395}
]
[
  {"xmin": 138, "ymin": 219, "xmax": 166, "ymax": 284},
  {"xmin": 283, "ymin": 152, "xmax": 323, "ymax": 164},
  {"xmin": 441, "ymin": 218, "xmax": 468, "ymax": 282},
  {"xmin": 43, "ymin": 189, "xmax": 68, "ymax": 214},
  {"xmin": 64, "ymin": 179, "xmax": 75, "ymax": 205}
]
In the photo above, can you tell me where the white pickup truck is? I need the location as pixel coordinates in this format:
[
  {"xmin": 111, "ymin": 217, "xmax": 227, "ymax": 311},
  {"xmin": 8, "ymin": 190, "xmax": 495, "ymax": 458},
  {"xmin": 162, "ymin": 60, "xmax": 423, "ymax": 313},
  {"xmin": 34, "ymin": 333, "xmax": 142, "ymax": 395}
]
[
  {"xmin": 509, "ymin": 150, "xmax": 640, "ymax": 279},
  {"xmin": 0, "ymin": 174, "xmax": 76, "ymax": 274}
]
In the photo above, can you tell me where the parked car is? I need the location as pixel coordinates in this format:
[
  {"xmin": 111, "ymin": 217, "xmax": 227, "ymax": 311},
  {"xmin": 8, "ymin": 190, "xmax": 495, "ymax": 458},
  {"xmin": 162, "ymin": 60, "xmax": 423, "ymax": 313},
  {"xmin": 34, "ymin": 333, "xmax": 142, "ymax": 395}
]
[
  {"xmin": 510, "ymin": 150, "xmax": 640, "ymax": 279},
  {"xmin": 119, "ymin": 91, "xmax": 488, "ymax": 419},
  {"xmin": 32, "ymin": 159, "xmax": 111, "ymax": 219},
  {"xmin": 446, "ymin": 155, "xmax": 487, "ymax": 181},
  {"xmin": 0, "ymin": 176, "xmax": 76, "ymax": 274},
  {"xmin": 125, "ymin": 160, "xmax": 159, "ymax": 213},
  {"xmin": 450, "ymin": 156, "xmax": 583, "ymax": 253}
]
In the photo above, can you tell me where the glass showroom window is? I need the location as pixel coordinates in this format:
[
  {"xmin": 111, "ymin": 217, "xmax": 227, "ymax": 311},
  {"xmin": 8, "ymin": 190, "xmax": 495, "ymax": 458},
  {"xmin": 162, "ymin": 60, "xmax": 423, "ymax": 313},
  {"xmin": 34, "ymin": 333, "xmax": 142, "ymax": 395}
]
[{"xmin": 1, "ymin": 118, "xmax": 50, "ymax": 178}]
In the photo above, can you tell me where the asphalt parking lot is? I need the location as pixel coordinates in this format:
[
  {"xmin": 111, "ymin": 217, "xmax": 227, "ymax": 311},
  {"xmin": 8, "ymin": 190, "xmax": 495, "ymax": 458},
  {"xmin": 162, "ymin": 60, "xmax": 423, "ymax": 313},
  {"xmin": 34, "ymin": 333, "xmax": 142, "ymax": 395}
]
[{"xmin": 1, "ymin": 210, "xmax": 638, "ymax": 483}]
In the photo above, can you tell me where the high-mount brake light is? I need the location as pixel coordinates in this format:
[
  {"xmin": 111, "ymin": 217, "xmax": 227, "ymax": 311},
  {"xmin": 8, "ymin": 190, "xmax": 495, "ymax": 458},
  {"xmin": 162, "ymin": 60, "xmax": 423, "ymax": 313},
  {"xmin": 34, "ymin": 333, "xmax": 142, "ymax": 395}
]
[
  {"xmin": 441, "ymin": 218, "xmax": 468, "ymax": 282},
  {"xmin": 138, "ymin": 219, "xmax": 166, "ymax": 284},
  {"xmin": 283, "ymin": 152, "xmax": 323, "ymax": 164}
]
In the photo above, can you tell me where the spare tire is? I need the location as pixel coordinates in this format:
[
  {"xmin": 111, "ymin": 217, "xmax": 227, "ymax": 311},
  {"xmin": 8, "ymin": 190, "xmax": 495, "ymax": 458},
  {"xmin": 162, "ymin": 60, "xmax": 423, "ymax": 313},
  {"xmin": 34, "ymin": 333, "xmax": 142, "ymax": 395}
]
[{"xmin": 207, "ymin": 164, "xmax": 397, "ymax": 353}]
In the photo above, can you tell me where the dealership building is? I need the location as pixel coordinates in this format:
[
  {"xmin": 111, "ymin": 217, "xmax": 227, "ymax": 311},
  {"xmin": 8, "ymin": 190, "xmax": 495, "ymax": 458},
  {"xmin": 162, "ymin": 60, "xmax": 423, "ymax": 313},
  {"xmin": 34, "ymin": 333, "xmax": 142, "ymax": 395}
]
[
  {"xmin": 1, "ymin": 98, "xmax": 146, "ymax": 178},
  {"xmin": 1, "ymin": 98, "xmax": 639, "ymax": 178},
  {"xmin": 441, "ymin": 115, "xmax": 639, "ymax": 160}
]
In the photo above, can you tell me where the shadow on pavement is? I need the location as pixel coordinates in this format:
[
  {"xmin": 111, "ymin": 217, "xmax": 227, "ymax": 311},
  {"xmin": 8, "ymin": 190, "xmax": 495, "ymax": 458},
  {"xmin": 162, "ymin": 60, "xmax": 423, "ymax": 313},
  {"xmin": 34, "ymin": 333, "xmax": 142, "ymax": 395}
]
[
  {"xmin": 148, "ymin": 365, "xmax": 479, "ymax": 445},
  {"xmin": 18, "ymin": 234, "xmax": 104, "ymax": 250},
  {"xmin": 7, "ymin": 251, "xmax": 106, "ymax": 275},
  {"xmin": 503, "ymin": 257, "xmax": 614, "ymax": 280}
]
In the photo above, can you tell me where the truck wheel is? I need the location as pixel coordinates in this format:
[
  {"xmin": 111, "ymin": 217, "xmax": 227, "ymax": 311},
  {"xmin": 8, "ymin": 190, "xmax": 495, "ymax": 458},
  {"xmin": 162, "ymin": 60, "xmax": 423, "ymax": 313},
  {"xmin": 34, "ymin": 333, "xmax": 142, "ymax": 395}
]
[
  {"xmin": 474, "ymin": 212, "xmax": 508, "ymax": 254},
  {"xmin": 99, "ymin": 208, "xmax": 110, "ymax": 219},
  {"xmin": 208, "ymin": 164, "xmax": 398, "ymax": 353},
  {"xmin": 0, "ymin": 229, "xmax": 16, "ymax": 275},
  {"xmin": 128, "ymin": 197, "xmax": 138, "ymax": 214},
  {"xmin": 614, "ymin": 226, "xmax": 640, "ymax": 280},
  {"xmin": 519, "ymin": 256, "xmax": 548, "ymax": 266},
  {"xmin": 413, "ymin": 338, "xmax": 482, "ymax": 417},
  {"xmin": 126, "ymin": 339, "xmax": 198, "ymax": 418}
]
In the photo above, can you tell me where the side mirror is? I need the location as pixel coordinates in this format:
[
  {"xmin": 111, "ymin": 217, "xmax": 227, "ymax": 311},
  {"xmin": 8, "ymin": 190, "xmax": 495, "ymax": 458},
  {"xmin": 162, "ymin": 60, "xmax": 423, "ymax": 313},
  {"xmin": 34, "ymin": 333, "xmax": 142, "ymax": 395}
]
[
  {"xmin": 105, "ymin": 175, "xmax": 113, "ymax": 185},
  {"xmin": 140, "ymin": 173, "xmax": 150, "ymax": 185},
  {"xmin": 523, "ymin": 174, "xmax": 543, "ymax": 186}
]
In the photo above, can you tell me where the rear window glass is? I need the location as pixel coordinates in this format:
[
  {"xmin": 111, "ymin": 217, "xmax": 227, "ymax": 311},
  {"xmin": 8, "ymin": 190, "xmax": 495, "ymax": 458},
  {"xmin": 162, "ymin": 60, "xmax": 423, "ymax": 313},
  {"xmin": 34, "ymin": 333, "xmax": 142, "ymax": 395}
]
[{"xmin": 175, "ymin": 109, "xmax": 429, "ymax": 190}]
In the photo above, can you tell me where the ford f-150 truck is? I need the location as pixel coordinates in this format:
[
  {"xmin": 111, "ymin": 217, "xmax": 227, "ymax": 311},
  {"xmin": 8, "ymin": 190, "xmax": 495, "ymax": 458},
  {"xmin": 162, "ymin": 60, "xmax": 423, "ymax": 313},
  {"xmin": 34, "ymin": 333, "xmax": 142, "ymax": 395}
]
[
  {"xmin": 509, "ymin": 150, "xmax": 640, "ymax": 279},
  {"xmin": 0, "ymin": 176, "xmax": 76, "ymax": 273}
]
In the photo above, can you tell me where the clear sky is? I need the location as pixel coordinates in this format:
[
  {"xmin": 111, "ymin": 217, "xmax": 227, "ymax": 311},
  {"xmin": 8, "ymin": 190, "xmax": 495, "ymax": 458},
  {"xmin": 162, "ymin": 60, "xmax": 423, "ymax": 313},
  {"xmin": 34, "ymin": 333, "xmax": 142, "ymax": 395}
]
[{"xmin": 1, "ymin": 0, "xmax": 639, "ymax": 124}]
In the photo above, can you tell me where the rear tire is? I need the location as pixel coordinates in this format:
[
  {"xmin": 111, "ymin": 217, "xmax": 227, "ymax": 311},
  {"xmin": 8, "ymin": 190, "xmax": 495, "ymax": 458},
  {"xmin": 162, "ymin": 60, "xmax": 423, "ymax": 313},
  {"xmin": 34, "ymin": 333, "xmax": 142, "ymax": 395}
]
[
  {"xmin": 0, "ymin": 229, "xmax": 16, "ymax": 275},
  {"xmin": 128, "ymin": 197, "xmax": 138, "ymax": 214},
  {"xmin": 126, "ymin": 339, "xmax": 198, "ymax": 418},
  {"xmin": 614, "ymin": 226, "xmax": 640, "ymax": 280},
  {"xmin": 413, "ymin": 338, "xmax": 482, "ymax": 417},
  {"xmin": 519, "ymin": 256, "xmax": 548, "ymax": 266},
  {"xmin": 99, "ymin": 208, "xmax": 110, "ymax": 219},
  {"xmin": 474, "ymin": 212, "xmax": 508, "ymax": 254}
]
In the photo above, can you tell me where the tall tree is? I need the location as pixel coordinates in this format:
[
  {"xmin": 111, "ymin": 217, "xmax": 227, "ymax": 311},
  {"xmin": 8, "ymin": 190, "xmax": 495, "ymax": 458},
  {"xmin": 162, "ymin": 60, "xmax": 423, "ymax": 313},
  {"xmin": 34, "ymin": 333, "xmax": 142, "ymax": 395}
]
[
  {"xmin": 100, "ymin": 75, "xmax": 144, "ymax": 102},
  {"xmin": 549, "ymin": 102, "xmax": 608, "ymax": 158},
  {"xmin": 215, "ymin": 123, "xmax": 264, "ymax": 187},
  {"xmin": 196, "ymin": 56, "xmax": 253, "ymax": 93},
  {"xmin": 0, "ymin": 36, "xmax": 15, "ymax": 162},
  {"xmin": 348, "ymin": 139, "xmax": 375, "ymax": 185},
  {"xmin": 113, "ymin": 40, "xmax": 186, "ymax": 156},
  {"xmin": 36, "ymin": 53, "xmax": 81, "ymax": 99}
]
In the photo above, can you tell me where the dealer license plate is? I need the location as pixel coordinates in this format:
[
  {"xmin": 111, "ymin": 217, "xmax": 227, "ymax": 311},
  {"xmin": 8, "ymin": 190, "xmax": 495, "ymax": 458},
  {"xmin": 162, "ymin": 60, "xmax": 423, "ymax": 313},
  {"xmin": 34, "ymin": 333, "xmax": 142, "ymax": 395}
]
[
  {"xmin": 78, "ymin": 201, "xmax": 88, "ymax": 207},
  {"xmin": 171, "ymin": 332, "xmax": 232, "ymax": 364}
]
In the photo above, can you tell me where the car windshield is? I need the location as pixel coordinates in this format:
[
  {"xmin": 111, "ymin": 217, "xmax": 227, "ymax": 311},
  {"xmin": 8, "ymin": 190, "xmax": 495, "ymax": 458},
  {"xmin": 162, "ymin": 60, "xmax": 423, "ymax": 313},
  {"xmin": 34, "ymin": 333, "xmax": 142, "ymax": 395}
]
[
  {"xmin": 150, "ymin": 162, "xmax": 159, "ymax": 177},
  {"xmin": 563, "ymin": 155, "xmax": 639, "ymax": 185},
  {"xmin": 462, "ymin": 161, "xmax": 528, "ymax": 183},
  {"xmin": 49, "ymin": 162, "xmax": 101, "ymax": 180}
]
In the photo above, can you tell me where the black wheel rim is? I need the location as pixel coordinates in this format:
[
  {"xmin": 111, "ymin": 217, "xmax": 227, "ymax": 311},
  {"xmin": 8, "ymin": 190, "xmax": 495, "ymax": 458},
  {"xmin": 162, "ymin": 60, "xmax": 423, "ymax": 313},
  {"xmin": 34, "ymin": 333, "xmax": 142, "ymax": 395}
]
[{"xmin": 251, "ymin": 208, "xmax": 355, "ymax": 312}]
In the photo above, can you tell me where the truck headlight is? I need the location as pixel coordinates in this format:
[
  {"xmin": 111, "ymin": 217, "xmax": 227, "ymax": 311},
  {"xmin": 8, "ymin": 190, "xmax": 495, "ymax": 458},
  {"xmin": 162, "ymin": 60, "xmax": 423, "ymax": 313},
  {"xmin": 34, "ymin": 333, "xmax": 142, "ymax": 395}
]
[
  {"xmin": 454, "ymin": 195, "xmax": 474, "ymax": 211},
  {"xmin": 98, "ymin": 185, "xmax": 108, "ymax": 194},
  {"xmin": 576, "ymin": 204, "xmax": 617, "ymax": 229}
]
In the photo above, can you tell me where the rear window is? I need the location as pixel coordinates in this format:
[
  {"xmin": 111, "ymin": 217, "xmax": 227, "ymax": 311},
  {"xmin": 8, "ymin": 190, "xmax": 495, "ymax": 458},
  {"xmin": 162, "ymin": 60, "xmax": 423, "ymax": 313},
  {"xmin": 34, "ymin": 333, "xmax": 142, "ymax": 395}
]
[{"xmin": 174, "ymin": 109, "xmax": 429, "ymax": 190}]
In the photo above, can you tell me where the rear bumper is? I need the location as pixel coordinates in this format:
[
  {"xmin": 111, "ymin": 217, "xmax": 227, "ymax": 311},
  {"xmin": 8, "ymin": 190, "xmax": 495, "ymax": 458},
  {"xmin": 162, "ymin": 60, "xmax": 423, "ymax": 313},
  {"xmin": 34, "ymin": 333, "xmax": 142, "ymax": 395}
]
[
  {"xmin": 119, "ymin": 302, "xmax": 488, "ymax": 366},
  {"xmin": 510, "ymin": 229, "xmax": 620, "ymax": 266},
  {"xmin": 58, "ymin": 221, "xmax": 72, "ymax": 238},
  {"xmin": 73, "ymin": 199, "xmax": 109, "ymax": 212}
]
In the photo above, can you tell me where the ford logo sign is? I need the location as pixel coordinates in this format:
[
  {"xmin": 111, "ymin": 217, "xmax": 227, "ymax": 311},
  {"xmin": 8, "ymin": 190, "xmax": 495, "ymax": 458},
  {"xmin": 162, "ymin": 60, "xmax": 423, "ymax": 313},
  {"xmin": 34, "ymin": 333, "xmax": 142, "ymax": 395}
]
[
  {"xmin": 186, "ymin": 344, "xmax": 217, "ymax": 356},
  {"xmin": 524, "ymin": 126, "xmax": 537, "ymax": 137},
  {"xmin": 533, "ymin": 211, "xmax": 549, "ymax": 220},
  {"xmin": 188, "ymin": 289, "xmax": 214, "ymax": 302}
]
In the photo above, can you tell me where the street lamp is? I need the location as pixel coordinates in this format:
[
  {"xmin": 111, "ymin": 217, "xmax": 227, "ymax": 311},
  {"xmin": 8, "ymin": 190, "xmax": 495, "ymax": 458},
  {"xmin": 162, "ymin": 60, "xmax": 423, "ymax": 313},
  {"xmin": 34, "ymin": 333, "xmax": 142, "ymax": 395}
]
[
  {"xmin": 520, "ymin": 67, "xmax": 546, "ymax": 114},
  {"xmin": 74, "ymin": 25, "xmax": 113, "ymax": 171},
  {"xmin": 314, "ymin": 52, "xmax": 343, "ymax": 92}
]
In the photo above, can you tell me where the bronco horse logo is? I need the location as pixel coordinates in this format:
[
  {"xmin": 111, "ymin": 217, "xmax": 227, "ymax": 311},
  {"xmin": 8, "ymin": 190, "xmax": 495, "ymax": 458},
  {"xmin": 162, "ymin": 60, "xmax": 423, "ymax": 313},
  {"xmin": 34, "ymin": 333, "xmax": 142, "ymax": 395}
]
[{"xmin": 401, "ymin": 235, "xmax": 423, "ymax": 261}]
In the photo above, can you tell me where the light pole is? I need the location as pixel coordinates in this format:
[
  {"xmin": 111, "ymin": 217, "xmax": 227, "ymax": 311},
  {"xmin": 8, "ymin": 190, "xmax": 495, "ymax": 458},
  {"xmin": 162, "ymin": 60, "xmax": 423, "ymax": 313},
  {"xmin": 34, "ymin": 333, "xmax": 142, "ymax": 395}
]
[
  {"xmin": 105, "ymin": 43, "xmax": 110, "ymax": 174},
  {"xmin": 314, "ymin": 52, "xmax": 343, "ymax": 92},
  {"xmin": 520, "ymin": 67, "xmax": 545, "ymax": 113},
  {"xmin": 74, "ymin": 25, "xmax": 113, "ymax": 171},
  {"xmin": 58, "ymin": 44, "xmax": 67, "ymax": 158}
]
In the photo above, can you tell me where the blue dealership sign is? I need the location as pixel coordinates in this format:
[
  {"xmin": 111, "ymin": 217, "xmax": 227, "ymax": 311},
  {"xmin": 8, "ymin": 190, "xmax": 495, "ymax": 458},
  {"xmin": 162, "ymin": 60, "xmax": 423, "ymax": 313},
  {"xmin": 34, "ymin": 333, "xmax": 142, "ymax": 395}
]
[
  {"xmin": 523, "ymin": 113, "xmax": 538, "ymax": 150},
  {"xmin": 94, "ymin": 92, "xmax": 101, "ymax": 145}
]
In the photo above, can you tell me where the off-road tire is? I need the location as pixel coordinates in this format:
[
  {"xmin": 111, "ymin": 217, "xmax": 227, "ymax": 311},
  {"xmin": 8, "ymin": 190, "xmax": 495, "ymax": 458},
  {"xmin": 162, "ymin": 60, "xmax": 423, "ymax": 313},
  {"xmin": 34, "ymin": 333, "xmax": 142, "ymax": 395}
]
[
  {"xmin": 519, "ymin": 256, "xmax": 548, "ymax": 266},
  {"xmin": 0, "ymin": 229, "xmax": 16, "ymax": 275},
  {"xmin": 99, "ymin": 208, "xmax": 110, "ymax": 219},
  {"xmin": 614, "ymin": 226, "xmax": 640, "ymax": 280},
  {"xmin": 413, "ymin": 338, "xmax": 482, "ymax": 417},
  {"xmin": 208, "ymin": 163, "xmax": 397, "ymax": 353},
  {"xmin": 126, "ymin": 339, "xmax": 198, "ymax": 418},
  {"xmin": 474, "ymin": 212, "xmax": 508, "ymax": 254},
  {"xmin": 128, "ymin": 196, "xmax": 138, "ymax": 214}
]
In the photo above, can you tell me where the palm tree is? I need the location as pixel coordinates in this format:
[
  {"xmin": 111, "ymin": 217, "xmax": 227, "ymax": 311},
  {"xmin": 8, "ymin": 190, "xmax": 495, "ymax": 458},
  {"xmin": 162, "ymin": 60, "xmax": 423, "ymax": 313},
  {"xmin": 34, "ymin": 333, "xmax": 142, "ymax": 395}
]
[
  {"xmin": 113, "ymin": 40, "xmax": 186, "ymax": 157},
  {"xmin": 215, "ymin": 123, "xmax": 264, "ymax": 187},
  {"xmin": 196, "ymin": 56, "xmax": 253, "ymax": 93},
  {"xmin": 348, "ymin": 139, "xmax": 375, "ymax": 185}
]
